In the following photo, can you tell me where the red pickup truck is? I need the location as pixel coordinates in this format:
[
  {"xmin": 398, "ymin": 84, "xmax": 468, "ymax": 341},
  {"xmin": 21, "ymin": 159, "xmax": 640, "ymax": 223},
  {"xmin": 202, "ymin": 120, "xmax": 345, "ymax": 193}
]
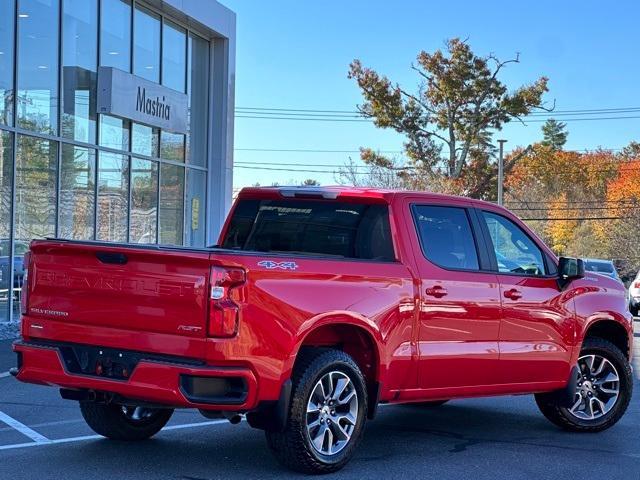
[{"xmin": 12, "ymin": 186, "xmax": 633, "ymax": 473}]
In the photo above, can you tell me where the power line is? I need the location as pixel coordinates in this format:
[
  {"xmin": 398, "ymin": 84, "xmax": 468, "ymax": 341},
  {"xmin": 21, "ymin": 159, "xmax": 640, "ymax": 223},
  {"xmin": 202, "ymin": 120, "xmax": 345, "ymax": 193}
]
[
  {"xmin": 235, "ymin": 105, "xmax": 640, "ymax": 117},
  {"xmin": 235, "ymin": 148, "xmax": 403, "ymax": 154},
  {"xmin": 521, "ymin": 216, "xmax": 624, "ymax": 221}
]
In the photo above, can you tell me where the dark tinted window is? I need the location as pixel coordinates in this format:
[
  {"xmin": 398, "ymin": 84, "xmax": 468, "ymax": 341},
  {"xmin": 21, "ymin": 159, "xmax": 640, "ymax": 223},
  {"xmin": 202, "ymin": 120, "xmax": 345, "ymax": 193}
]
[
  {"xmin": 412, "ymin": 205, "xmax": 479, "ymax": 270},
  {"xmin": 222, "ymin": 199, "xmax": 395, "ymax": 261}
]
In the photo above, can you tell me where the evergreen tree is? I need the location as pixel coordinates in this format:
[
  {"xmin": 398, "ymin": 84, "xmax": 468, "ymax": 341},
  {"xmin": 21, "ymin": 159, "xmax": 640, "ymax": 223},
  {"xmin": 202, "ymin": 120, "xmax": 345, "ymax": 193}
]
[{"xmin": 541, "ymin": 119, "xmax": 568, "ymax": 150}]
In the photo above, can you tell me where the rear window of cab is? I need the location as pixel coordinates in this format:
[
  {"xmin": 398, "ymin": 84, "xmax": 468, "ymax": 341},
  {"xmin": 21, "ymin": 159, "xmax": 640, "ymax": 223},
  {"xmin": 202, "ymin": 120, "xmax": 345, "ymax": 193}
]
[{"xmin": 221, "ymin": 199, "xmax": 395, "ymax": 261}]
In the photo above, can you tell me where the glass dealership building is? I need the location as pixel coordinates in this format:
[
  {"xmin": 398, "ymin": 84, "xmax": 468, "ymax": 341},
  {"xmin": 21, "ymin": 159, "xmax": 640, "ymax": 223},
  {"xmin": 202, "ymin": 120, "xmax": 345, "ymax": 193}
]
[{"xmin": 0, "ymin": 0, "xmax": 236, "ymax": 321}]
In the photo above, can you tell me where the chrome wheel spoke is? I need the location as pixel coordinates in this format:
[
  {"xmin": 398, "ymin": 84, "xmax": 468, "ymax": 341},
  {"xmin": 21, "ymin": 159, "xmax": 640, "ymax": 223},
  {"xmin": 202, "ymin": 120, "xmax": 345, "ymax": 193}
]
[
  {"xmin": 338, "ymin": 389, "xmax": 356, "ymax": 406},
  {"xmin": 332, "ymin": 378, "xmax": 350, "ymax": 401}
]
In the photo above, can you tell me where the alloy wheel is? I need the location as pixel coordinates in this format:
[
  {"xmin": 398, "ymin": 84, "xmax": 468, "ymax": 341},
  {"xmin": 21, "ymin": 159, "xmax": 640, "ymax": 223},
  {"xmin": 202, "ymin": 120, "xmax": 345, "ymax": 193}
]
[
  {"xmin": 305, "ymin": 371, "xmax": 359, "ymax": 456},
  {"xmin": 568, "ymin": 354, "xmax": 620, "ymax": 421}
]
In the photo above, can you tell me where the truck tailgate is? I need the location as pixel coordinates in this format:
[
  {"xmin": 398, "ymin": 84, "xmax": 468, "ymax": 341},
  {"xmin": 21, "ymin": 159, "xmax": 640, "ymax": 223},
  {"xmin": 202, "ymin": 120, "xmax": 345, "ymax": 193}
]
[{"xmin": 26, "ymin": 241, "xmax": 211, "ymax": 338}]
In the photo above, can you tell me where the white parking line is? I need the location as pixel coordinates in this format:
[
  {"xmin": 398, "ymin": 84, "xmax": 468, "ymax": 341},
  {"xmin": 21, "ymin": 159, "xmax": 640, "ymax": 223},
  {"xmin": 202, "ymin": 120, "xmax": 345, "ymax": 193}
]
[
  {"xmin": 0, "ymin": 411, "xmax": 50, "ymax": 444},
  {"xmin": 0, "ymin": 419, "xmax": 228, "ymax": 452},
  {"xmin": 0, "ymin": 372, "xmax": 11, "ymax": 379}
]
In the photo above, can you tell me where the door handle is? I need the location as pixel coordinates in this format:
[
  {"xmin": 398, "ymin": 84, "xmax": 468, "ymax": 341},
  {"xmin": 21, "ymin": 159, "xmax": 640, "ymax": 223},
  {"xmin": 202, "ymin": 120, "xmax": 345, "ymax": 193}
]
[
  {"xmin": 504, "ymin": 288, "xmax": 522, "ymax": 300},
  {"xmin": 426, "ymin": 286, "xmax": 448, "ymax": 298}
]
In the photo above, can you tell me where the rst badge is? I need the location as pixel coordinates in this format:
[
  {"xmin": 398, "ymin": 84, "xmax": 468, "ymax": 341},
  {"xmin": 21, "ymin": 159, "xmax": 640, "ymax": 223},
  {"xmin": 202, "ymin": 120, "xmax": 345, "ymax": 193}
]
[{"xmin": 257, "ymin": 260, "xmax": 299, "ymax": 271}]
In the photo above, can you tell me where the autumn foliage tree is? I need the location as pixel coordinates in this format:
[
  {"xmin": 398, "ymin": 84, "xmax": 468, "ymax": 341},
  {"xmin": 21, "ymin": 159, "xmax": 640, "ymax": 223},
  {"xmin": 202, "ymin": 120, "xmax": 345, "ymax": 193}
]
[{"xmin": 347, "ymin": 38, "xmax": 549, "ymax": 198}]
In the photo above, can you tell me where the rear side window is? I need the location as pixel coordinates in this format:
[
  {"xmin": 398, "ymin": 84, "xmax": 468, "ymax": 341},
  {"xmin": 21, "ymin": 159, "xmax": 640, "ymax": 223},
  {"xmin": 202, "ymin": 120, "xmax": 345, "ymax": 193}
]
[
  {"xmin": 221, "ymin": 199, "xmax": 395, "ymax": 261},
  {"xmin": 412, "ymin": 205, "xmax": 479, "ymax": 270}
]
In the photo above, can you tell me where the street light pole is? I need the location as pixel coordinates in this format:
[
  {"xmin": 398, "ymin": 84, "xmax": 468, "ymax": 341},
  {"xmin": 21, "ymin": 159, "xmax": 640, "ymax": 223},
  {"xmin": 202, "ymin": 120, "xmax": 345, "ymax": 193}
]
[{"xmin": 497, "ymin": 139, "xmax": 507, "ymax": 205}]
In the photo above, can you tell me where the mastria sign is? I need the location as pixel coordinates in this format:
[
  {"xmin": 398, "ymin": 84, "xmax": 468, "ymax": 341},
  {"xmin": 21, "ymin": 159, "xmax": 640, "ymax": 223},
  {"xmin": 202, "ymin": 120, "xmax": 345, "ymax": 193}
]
[{"xmin": 97, "ymin": 67, "xmax": 188, "ymax": 134}]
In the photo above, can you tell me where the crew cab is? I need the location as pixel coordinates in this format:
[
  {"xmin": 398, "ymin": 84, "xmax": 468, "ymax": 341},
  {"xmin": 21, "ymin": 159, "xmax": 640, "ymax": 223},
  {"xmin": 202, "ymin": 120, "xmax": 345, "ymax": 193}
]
[{"xmin": 12, "ymin": 187, "xmax": 634, "ymax": 473}]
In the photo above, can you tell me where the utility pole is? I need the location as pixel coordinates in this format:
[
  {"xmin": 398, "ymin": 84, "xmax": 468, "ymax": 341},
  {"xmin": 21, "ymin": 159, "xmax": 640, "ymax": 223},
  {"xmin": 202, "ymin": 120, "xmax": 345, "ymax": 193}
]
[{"xmin": 497, "ymin": 139, "xmax": 507, "ymax": 205}]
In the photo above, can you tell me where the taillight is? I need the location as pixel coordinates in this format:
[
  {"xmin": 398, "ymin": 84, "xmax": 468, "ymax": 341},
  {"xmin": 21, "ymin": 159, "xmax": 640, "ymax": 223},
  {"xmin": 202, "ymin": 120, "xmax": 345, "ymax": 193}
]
[
  {"xmin": 208, "ymin": 266, "xmax": 245, "ymax": 337},
  {"xmin": 20, "ymin": 251, "xmax": 31, "ymax": 315},
  {"xmin": 634, "ymin": 282, "xmax": 640, "ymax": 289}
]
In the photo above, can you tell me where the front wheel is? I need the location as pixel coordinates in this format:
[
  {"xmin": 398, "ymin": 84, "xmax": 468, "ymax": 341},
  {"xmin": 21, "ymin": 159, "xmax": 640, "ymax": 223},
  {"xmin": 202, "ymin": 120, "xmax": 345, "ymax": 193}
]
[
  {"xmin": 266, "ymin": 349, "xmax": 368, "ymax": 474},
  {"xmin": 80, "ymin": 402, "xmax": 173, "ymax": 440},
  {"xmin": 535, "ymin": 337, "xmax": 632, "ymax": 432}
]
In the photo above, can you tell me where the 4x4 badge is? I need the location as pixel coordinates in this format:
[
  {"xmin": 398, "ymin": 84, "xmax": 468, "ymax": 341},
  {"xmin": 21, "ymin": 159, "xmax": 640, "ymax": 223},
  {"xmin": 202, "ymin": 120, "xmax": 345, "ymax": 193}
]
[{"xmin": 257, "ymin": 260, "xmax": 298, "ymax": 271}]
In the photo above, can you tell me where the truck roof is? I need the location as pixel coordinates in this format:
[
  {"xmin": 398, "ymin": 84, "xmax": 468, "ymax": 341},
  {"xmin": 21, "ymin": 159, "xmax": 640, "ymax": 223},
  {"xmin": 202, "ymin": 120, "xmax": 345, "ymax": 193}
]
[{"xmin": 237, "ymin": 186, "xmax": 496, "ymax": 206}]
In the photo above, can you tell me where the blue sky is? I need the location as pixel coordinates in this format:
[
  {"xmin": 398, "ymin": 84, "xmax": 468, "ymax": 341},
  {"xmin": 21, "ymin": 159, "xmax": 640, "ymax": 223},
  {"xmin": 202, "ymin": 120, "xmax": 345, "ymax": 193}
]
[{"xmin": 222, "ymin": 0, "xmax": 640, "ymax": 189}]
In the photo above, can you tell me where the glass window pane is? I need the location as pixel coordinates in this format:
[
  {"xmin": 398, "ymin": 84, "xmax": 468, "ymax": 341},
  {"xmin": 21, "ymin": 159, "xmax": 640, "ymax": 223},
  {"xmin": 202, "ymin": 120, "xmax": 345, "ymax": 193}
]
[
  {"xmin": 100, "ymin": 0, "xmax": 131, "ymax": 72},
  {"xmin": 0, "ymin": 131, "xmax": 13, "ymax": 321},
  {"xmin": 186, "ymin": 34, "xmax": 209, "ymax": 166},
  {"xmin": 62, "ymin": 0, "xmax": 97, "ymax": 143},
  {"xmin": 99, "ymin": 115, "xmax": 129, "ymax": 150},
  {"xmin": 159, "ymin": 164, "xmax": 183, "ymax": 245},
  {"xmin": 412, "ymin": 205, "xmax": 479, "ymax": 270},
  {"xmin": 162, "ymin": 21, "xmax": 186, "ymax": 92},
  {"xmin": 482, "ymin": 211, "xmax": 546, "ymax": 276},
  {"xmin": 133, "ymin": 6, "xmax": 160, "ymax": 82},
  {"xmin": 130, "ymin": 158, "xmax": 157, "ymax": 244},
  {"xmin": 185, "ymin": 168, "xmax": 205, "ymax": 247},
  {"xmin": 131, "ymin": 122, "xmax": 158, "ymax": 157},
  {"xmin": 222, "ymin": 200, "xmax": 394, "ymax": 260},
  {"xmin": 97, "ymin": 152, "xmax": 128, "ymax": 242},
  {"xmin": 15, "ymin": 135, "xmax": 57, "ymax": 242},
  {"xmin": 17, "ymin": 0, "xmax": 59, "ymax": 135},
  {"xmin": 160, "ymin": 131, "xmax": 184, "ymax": 162},
  {"xmin": 59, "ymin": 144, "xmax": 95, "ymax": 239},
  {"xmin": 0, "ymin": 0, "xmax": 15, "ymax": 126}
]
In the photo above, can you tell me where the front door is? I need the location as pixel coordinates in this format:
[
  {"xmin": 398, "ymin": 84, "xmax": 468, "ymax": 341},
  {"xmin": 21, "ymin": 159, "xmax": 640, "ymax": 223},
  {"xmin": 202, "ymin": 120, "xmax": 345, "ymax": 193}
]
[
  {"xmin": 477, "ymin": 209, "xmax": 575, "ymax": 386},
  {"xmin": 404, "ymin": 200, "xmax": 502, "ymax": 393}
]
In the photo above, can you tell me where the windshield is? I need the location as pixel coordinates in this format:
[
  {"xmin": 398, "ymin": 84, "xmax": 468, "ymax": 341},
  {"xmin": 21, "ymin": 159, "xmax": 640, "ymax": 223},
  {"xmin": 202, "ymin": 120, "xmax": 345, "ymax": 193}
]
[{"xmin": 584, "ymin": 260, "xmax": 615, "ymax": 274}]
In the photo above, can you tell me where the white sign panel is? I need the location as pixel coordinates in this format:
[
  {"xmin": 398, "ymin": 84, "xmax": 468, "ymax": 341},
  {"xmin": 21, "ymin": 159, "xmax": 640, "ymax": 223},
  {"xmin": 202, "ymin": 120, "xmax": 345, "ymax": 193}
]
[{"xmin": 97, "ymin": 67, "xmax": 188, "ymax": 134}]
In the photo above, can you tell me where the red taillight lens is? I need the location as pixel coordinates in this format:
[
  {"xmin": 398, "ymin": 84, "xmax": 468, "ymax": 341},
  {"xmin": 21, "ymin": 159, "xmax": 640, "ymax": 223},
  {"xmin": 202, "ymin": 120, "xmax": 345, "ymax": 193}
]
[
  {"xmin": 208, "ymin": 266, "xmax": 245, "ymax": 337},
  {"xmin": 634, "ymin": 282, "xmax": 640, "ymax": 289},
  {"xmin": 20, "ymin": 251, "xmax": 31, "ymax": 315}
]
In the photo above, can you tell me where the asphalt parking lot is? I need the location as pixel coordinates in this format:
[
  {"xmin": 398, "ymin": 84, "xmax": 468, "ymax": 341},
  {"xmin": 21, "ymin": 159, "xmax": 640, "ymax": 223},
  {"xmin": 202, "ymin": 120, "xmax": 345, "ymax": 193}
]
[{"xmin": 1, "ymin": 328, "xmax": 639, "ymax": 480}]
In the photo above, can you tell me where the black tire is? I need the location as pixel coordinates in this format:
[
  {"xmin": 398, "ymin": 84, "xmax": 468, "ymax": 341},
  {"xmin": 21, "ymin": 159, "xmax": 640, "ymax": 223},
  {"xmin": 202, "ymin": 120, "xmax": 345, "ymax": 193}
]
[
  {"xmin": 265, "ymin": 349, "xmax": 368, "ymax": 474},
  {"xmin": 535, "ymin": 337, "xmax": 632, "ymax": 432},
  {"xmin": 630, "ymin": 304, "xmax": 639, "ymax": 317},
  {"xmin": 80, "ymin": 402, "xmax": 173, "ymax": 440}
]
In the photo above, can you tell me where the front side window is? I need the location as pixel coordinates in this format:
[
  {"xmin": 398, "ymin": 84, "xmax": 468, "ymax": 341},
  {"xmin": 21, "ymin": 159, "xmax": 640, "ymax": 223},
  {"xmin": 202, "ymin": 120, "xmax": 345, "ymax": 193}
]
[
  {"xmin": 412, "ymin": 205, "xmax": 479, "ymax": 270},
  {"xmin": 222, "ymin": 199, "xmax": 395, "ymax": 261},
  {"xmin": 482, "ymin": 211, "xmax": 546, "ymax": 276}
]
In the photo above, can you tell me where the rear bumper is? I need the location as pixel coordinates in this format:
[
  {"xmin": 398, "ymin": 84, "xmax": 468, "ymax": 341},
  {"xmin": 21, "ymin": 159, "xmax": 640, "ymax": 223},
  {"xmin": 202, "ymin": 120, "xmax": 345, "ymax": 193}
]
[{"xmin": 12, "ymin": 340, "xmax": 259, "ymax": 411}]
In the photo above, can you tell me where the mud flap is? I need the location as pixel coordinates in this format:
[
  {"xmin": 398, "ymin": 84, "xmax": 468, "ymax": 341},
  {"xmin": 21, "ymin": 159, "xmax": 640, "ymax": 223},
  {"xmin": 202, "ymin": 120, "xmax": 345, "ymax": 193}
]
[{"xmin": 538, "ymin": 366, "xmax": 580, "ymax": 407}]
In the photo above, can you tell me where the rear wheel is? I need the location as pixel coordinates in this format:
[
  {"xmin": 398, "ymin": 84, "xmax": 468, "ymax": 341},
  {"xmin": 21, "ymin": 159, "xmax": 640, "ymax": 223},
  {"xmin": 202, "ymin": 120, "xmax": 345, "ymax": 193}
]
[
  {"xmin": 630, "ymin": 304, "xmax": 639, "ymax": 317},
  {"xmin": 535, "ymin": 337, "xmax": 632, "ymax": 432},
  {"xmin": 80, "ymin": 402, "xmax": 173, "ymax": 440},
  {"xmin": 265, "ymin": 349, "xmax": 368, "ymax": 474}
]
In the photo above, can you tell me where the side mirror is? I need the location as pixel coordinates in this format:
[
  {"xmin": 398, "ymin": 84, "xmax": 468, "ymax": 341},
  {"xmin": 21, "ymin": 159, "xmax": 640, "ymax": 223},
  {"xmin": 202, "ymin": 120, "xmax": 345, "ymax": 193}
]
[{"xmin": 557, "ymin": 257, "xmax": 585, "ymax": 289}]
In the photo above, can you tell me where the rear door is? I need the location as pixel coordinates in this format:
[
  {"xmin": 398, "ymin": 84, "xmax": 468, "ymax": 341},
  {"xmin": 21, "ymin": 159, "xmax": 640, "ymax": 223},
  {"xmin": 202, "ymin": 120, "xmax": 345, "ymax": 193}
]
[
  {"xmin": 402, "ymin": 198, "xmax": 502, "ymax": 391},
  {"xmin": 475, "ymin": 208, "xmax": 574, "ymax": 385}
]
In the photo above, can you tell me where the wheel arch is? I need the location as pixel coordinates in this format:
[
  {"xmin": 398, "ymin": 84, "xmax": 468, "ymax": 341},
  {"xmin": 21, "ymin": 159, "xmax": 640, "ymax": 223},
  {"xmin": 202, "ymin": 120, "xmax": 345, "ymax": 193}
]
[
  {"xmin": 581, "ymin": 318, "xmax": 631, "ymax": 359},
  {"xmin": 286, "ymin": 313, "xmax": 384, "ymax": 418}
]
